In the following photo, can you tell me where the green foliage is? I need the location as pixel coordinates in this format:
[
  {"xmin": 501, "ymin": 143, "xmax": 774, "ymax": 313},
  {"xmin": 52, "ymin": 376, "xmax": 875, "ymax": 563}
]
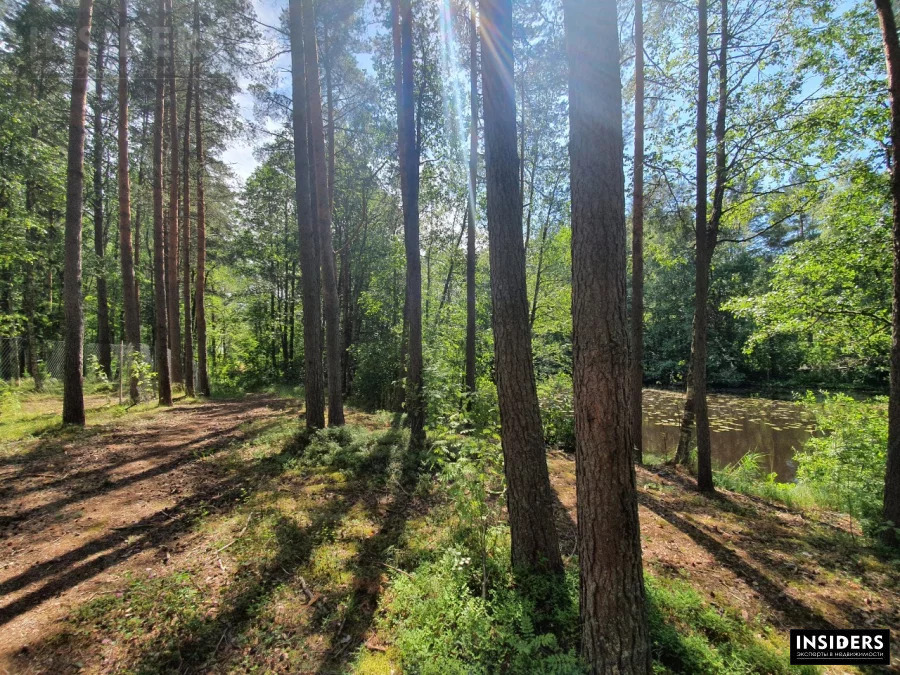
[
  {"xmin": 537, "ymin": 373, "xmax": 575, "ymax": 451},
  {"xmin": 726, "ymin": 170, "xmax": 891, "ymax": 385},
  {"xmin": 794, "ymin": 392, "xmax": 888, "ymax": 534},
  {"xmin": 128, "ymin": 351, "xmax": 156, "ymax": 400},
  {"xmin": 714, "ymin": 393, "xmax": 890, "ymax": 538},
  {"xmin": 429, "ymin": 426, "xmax": 505, "ymax": 594},
  {"xmin": 646, "ymin": 576, "xmax": 811, "ymax": 674},
  {"xmin": 86, "ymin": 355, "xmax": 113, "ymax": 394},
  {"xmin": 376, "ymin": 544, "xmax": 583, "ymax": 675},
  {"xmin": 714, "ymin": 452, "xmax": 815, "ymax": 510}
]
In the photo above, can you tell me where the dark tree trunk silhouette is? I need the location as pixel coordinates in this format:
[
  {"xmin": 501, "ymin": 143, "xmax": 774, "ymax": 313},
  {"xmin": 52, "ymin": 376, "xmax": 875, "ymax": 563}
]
[
  {"xmin": 674, "ymin": 0, "xmax": 718, "ymax": 496},
  {"xmin": 631, "ymin": 0, "xmax": 645, "ymax": 463},
  {"xmin": 92, "ymin": 24, "xmax": 112, "ymax": 378},
  {"xmin": 392, "ymin": 0, "xmax": 424, "ymax": 448},
  {"xmin": 466, "ymin": 4, "xmax": 478, "ymax": 398},
  {"xmin": 153, "ymin": 0, "xmax": 172, "ymax": 406},
  {"xmin": 479, "ymin": 0, "xmax": 562, "ymax": 575},
  {"xmin": 62, "ymin": 0, "xmax": 95, "ymax": 426},
  {"xmin": 289, "ymin": 0, "xmax": 325, "ymax": 429},
  {"xmin": 563, "ymin": 0, "xmax": 652, "ymax": 670},
  {"xmin": 876, "ymin": 0, "xmax": 900, "ymax": 547},
  {"xmin": 118, "ymin": 0, "xmax": 141, "ymax": 404},
  {"xmin": 302, "ymin": 0, "xmax": 344, "ymax": 426},
  {"xmin": 181, "ymin": 0, "xmax": 196, "ymax": 397},
  {"xmin": 677, "ymin": 0, "xmax": 722, "ymax": 492},
  {"xmin": 194, "ymin": 36, "xmax": 210, "ymax": 397},
  {"xmin": 165, "ymin": 0, "xmax": 182, "ymax": 386}
]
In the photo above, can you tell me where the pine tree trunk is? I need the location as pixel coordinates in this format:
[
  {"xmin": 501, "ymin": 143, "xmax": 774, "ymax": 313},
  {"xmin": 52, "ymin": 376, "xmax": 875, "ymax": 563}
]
[
  {"xmin": 62, "ymin": 0, "xmax": 95, "ymax": 426},
  {"xmin": 181, "ymin": 4, "xmax": 195, "ymax": 397},
  {"xmin": 563, "ymin": 0, "xmax": 651, "ymax": 669},
  {"xmin": 631, "ymin": 0, "xmax": 645, "ymax": 463},
  {"xmin": 288, "ymin": 0, "xmax": 324, "ymax": 425},
  {"xmin": 118, "ymin": 0, "xmax": 141, "ymax": 404},
  {"xmin": 876, "ymin": 0, "xmax": 900, "ymax": 547},
  {"xmin": 165, "ymin": 0, "xmax": 182, "ymax": 386},
  {"xmin": 692, "ymin": 0, "xmax": 714, "ymax": 492},
  {"xmin": 465, "ymin": 4, "xmax": 478, "ymax": 398},
  {"xmin": 391, "ymin": 0, "xmax": 424, "ymax": 449},
  {"xmin": 153, "ymin": 0, "xmax": 173, "ymax": 406},
  {"xmin": 93, "ymin": 24, "xmax": 112, "ymax": 378},
  {"xmin": 302, "ymin": 0, "xmax": 344, "ymax": 426},
  {"xmin": 479, "ymin": 0, "xmax": 562, "ymax": 575},
  {"xmin": 192, "ymin": 3, "xmax": 209, "ymax": 397}
]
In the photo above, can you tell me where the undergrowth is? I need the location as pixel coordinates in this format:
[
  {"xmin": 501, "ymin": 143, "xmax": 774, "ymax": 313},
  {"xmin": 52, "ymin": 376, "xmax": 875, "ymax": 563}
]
[{"xmin": 53, "ymin": 411, "xmax": 808, "ymax": 674}]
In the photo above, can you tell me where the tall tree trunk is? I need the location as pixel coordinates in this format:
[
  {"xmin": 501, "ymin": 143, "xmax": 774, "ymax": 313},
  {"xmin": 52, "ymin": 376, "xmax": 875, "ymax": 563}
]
[
  {"xmin": 302, "ymin": 0, "xmax": 344, "ymax": 426},
  {"xmin": 674, "ymin": 0, "xmax": 717, "ymax": 493},
  {"xmin": 118, "ymin": 0, "xmax": 141, "ymax": 404},
  {"xmin": 93, "ymin": 24, "xmax": 112, "ymax": 378},
  {"xmin": 631, "ymin": 0, "xmax": 645, "ymax": 463},
  {"xmin": 153, "ymin": 0, "xmax": 172, "ymax": 406},
  {"xmin": 181, "ymin": 4, "xmax": 195, "ymax": 396},
  {"xmin": 289, "ymin": 0, "xmax": 324, "ymax": 427},
  {"xmin": 876, "ymin": 0, "xmax": 900, "ymax": 547},
  {"xmin": 466, "ymin": 4, "xmax": 478, "ymax": 398},
  {"xmin": 194, "ymin": 36, "xmax": 210, "ymax": 397},
  {"xmin": 324, "ymin": 26, "xmax": 335, "ymax": 217},
  {"xmin": 165, "ymin": 0, "xmax": 183, "ymax": 386},
  {"xmin": 479, "ymin": 0, "xmax": 562, "ymax": 575},
  {"xmin": 563, "ymin": 0, "xmax": 651, "ymax": 670},
  {"xmin": 62, "ymin": 0, "xmax": 94, "ymax": 425},
  {"xmin": 691, "ymin": 0, "xmax": 714, "ymax": 492},
  {"xmin": 134, "ymin": 109, "xmax": 149, "ymax": 326},
  {"xmin": 391, "ymin": 0, "xmax": 424, "ymax": 448}
]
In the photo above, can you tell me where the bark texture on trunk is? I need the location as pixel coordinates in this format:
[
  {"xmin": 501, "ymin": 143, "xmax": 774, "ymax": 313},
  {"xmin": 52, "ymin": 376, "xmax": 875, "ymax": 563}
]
[
  {"xmin": 631, "ymin": 0, "xmax": 645, "ymax": 463},
  {"xmin": 118, "ymin": 0, "xmax": 141, "ymax": 404},
  {"xmin": 563, "ymin": 0, "xmax": 651, "ymax": 670},
  {"xmin": 302, "ymin": 0, "xmax": 344, "ymax": 427},
  {"xmin": 395, "ymin": 0, "xmax": 424, "ymax": 449},
  {"xmin": 62, "ymin": 0, "xmax": 95, "ymax": 425},
  {"xmin": 876, "ymin": 0, "xmax": 900, "ymax": 547},
  {"xmin": 194, "ymin": 49, "xmax": 210, "ymax": 397},
  {"xmin": 93, "ymin": 25, "xmax": 112, "ymax": 377},
  {"xmin": 674, "ymin": 0, "xmax": 718, "ymax": 494},
  {"xmin": 465, "ymin": 4, "xmax": 478, "ymax": 398},
  {"xmin": 165, "ymin": 0, "xmax": 183, "ymax": 386},
  {"xmin": 181, "ymin": 0, "xmax": 196, "ymax": 397},
  {"xmin": 691, "ymin": 0, "xmax": 714, "ymax": 492},
  {"xmin": 289, "ymin": 0, "xmax": 325, "ymax": 429},
  {"xmin": 153, "ymin": 0, "xmax": 172, "ymax": 406},
  {"xmin": 479, "ymin": 0, "xmax": 561, "ymax": 575}
]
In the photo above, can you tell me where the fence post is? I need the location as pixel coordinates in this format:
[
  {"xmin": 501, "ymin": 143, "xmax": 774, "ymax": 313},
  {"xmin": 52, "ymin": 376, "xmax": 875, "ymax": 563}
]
[{"xmin": 119, "ymin": 342, "xmax": 124, "ymax": 405}]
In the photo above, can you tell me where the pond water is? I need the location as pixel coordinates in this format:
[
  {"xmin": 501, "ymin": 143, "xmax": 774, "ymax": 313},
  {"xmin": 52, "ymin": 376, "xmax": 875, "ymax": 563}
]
[{"xmin": 642, "ymin": 389, "xmax": 816, "ymax": 481}]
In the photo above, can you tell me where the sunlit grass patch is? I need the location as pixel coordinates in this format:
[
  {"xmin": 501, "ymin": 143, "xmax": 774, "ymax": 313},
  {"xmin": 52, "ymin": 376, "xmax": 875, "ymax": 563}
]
[{"xmin": 646, "ymin": 574, "xmax": 813, "ymax": 674}]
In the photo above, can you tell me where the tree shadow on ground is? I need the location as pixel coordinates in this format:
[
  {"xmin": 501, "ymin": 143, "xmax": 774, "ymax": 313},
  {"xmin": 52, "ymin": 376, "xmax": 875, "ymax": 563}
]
[
  {"xmin": 0, "ymin": 399, "xmax": 290, "ymax": 631},
  {"xmin": 638, "ymin": 490, "xmax": 836, "ymax": 630},
  {"xmin": 88, "ymin": 425, "xmax": 426, "ymax": 674}
]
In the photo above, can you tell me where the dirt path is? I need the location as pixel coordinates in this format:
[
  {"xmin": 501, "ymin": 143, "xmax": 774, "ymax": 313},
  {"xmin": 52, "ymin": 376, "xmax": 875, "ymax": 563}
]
[{"xmin": 0, "ymin": 395, "xmax": 299, "ymax": 671}]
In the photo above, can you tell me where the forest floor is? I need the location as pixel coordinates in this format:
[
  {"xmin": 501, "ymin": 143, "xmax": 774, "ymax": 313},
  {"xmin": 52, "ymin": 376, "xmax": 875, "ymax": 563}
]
[{"xmin": 0, "ymin": 392, "xmax": 897, "ymax": 673}]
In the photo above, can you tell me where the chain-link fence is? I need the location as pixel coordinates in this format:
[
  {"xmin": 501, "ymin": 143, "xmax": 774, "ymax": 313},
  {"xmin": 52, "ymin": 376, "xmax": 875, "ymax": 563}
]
[{"xmin": 0, "ymin": 337, "xmax": 159, "ymax": 403}]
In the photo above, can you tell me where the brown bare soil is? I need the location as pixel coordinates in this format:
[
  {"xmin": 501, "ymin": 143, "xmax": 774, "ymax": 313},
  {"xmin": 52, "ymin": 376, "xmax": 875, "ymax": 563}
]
[{"xmin": 0, "ymin": 395, "xmax": 299, "ymax": 673}]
